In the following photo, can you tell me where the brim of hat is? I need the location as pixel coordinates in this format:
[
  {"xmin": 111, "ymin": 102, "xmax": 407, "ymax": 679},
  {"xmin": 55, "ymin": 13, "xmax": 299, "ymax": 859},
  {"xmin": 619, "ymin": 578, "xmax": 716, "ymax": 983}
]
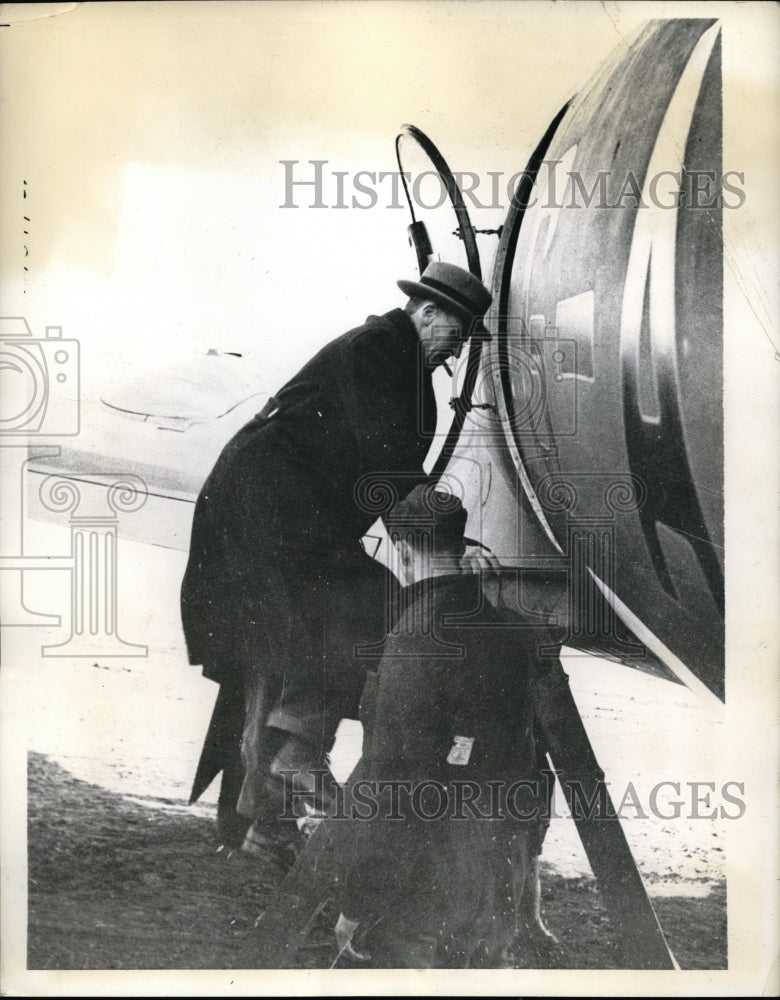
[{"xmin": 398, "ymin": 279, "xmax": 491, "ymax": 339}]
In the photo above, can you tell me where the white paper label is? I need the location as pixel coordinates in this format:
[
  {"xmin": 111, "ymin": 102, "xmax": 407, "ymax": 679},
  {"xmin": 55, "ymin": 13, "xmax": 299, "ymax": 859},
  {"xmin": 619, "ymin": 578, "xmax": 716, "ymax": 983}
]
[{"xmin": 447, "ymin": 735, "xmax": 474, "ymax": 766}]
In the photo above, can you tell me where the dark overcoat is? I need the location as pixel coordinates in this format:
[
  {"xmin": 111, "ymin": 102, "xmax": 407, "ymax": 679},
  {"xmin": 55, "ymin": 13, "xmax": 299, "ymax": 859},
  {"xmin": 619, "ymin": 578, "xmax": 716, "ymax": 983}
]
[
  {"xmin": 181, "ymin": 309, "xmax": 437, "ymax": 793},
  {"xmin": 336, "ymin": 573, "xmax": 552, "ymax": 967}
]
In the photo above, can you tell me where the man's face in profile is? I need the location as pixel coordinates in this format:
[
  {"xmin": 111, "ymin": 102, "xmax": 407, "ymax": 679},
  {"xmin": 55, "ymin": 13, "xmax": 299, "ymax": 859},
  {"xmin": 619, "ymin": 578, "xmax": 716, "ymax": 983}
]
[{"xmin": 423, "ymin": 309, "xmax": 469, "ymax": 369}]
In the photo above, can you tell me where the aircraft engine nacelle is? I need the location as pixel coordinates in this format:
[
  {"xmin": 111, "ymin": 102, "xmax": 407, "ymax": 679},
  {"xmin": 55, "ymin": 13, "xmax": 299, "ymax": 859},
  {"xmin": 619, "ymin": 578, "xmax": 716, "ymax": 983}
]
[{"xmin": 444, "ymin": 18, "xmax": 724, "ymax": 700}]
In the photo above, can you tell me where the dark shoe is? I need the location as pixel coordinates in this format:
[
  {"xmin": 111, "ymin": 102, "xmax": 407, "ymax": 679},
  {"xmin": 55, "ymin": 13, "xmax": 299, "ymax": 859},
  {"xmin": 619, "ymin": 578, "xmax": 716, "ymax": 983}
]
[
  {"xmin": 241, "ymin": 819, "xmax": 301, "ymax": 869},
  {"xmin": 269, "ymin": 736, "xmax": 338, "ymax": 817}
]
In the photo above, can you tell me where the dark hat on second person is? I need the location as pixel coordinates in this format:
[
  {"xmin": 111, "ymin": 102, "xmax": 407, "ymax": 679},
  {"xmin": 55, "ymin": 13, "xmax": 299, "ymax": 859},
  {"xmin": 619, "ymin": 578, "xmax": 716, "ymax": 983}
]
[
  {"xmin": 398, "ymin": 261, "xmax": 493, "ymax": 338},
  {"xmin": 385, "ymin": 483, "xmax": 468, "ymax": 549}
]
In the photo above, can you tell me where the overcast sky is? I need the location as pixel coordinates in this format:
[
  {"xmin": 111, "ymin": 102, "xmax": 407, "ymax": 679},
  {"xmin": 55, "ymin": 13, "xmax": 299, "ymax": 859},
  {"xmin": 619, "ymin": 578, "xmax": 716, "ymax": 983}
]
[{"xmin": 0, "ymin": 1, "xmax": 776, "ymax": 403}]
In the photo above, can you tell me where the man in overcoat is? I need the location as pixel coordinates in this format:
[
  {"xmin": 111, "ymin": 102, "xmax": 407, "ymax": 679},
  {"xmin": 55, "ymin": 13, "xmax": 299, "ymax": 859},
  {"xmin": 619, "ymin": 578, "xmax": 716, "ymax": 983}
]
[
  {"xmin": 331, "ymin": 484, "xmax": 557, "ymax": 967},
  {"xmin": 180, "ymin": 262, "xmax": 493, "ymax": 853}
]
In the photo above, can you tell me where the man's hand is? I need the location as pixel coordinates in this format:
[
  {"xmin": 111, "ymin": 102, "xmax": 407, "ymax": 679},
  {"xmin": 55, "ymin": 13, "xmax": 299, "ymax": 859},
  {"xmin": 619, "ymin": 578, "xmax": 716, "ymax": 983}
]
[
  {"xmin": 461, "ymin": 545, "xmax": 503, "ymax": 606},
  {"xmin": 334, "ymin": 912, "xmax": 371, "ymax": 963}
]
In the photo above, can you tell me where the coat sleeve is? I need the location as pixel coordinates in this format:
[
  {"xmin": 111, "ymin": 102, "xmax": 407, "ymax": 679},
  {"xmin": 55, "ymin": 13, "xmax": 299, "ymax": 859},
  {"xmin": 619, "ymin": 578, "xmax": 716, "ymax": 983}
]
[{"xmin": 338, "ymin": 326, "xmax": 435, "ymax": 511}]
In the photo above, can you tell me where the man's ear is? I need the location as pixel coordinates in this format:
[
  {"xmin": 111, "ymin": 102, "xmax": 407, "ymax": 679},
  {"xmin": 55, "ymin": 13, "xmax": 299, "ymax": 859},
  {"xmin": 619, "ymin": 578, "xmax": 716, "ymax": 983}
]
[{"xmin": 419, "ymin": 302, "xmax": 438, "ymax": 328}]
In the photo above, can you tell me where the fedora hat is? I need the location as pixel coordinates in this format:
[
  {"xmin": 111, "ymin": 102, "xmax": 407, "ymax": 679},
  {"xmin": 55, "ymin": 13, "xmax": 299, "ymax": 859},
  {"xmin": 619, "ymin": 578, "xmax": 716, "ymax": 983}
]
[
  {"xmin": 386, "ymin": 483, "xmax": 493, "ymax": 554},
  {"xmin": 385, "ymin": 484, "xmax": 468, "ymax": 549},
  {"xmin": 398, "ymin": 261, "xmax": 493, "ymax": 338}
]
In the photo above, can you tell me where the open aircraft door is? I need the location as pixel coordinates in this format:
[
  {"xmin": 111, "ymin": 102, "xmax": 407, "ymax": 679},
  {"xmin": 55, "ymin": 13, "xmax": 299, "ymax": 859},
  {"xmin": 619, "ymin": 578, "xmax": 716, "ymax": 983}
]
[{"xmin": 394, "ymin": 124, "xmax": 494, "ymax": 478}]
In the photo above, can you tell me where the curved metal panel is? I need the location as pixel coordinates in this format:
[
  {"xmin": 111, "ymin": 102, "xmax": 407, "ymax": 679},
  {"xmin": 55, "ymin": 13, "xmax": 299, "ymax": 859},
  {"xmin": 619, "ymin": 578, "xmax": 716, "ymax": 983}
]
[{"xmin": 488, "ymin": 19, "xmax": 724, "ymax": 698}]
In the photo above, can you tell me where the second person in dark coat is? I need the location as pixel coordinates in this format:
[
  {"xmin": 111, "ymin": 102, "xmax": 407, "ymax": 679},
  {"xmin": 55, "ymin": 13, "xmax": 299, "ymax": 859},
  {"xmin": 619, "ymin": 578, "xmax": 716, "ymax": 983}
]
[{"xmin": 333, "ymin": 484, "xmax": 557, "ymax": 968}]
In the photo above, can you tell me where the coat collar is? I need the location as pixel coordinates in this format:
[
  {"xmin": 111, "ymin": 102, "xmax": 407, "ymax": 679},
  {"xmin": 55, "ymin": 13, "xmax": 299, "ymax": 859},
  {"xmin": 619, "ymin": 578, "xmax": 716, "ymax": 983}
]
[
  {"xmin": 397, "ymin": 572, "xmax": 485, "ymax": 626},
  {"xmin": 366, "ymin": 308, "xmax": 420, "ymax": 360}
]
